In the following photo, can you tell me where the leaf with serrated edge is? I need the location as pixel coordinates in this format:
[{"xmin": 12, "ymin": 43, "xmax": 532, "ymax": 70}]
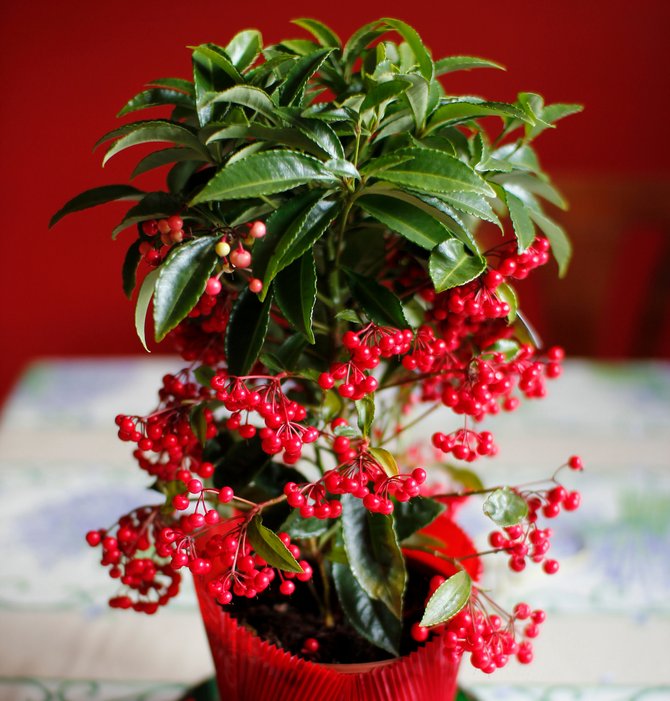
[
  {"xmin": 274, "ymin": 251, "xmax": 317, "ymax": 343},
  {"xmin": 368, "ymin": 447, "xmax": 398, "ymax": 477},
  {"xmin": 246, "ymin": 515, "xmax": 304, "ymax": 573},
  {"xmin": 50, "ymin": 185, "xmax": 144, "ymax": 227},
  {"xmin": 505, "ymin": 191, "xmax": 535, "ymax": 252},
  {"xmin": 420, "ymin": 570, "xmax": 471, "ymax": 627},
  {"xmin": 134, "ymin": 269, "xmax": 159, "ymax": 351},
  {"xmin": 483, "ymin": 487, "xmax": 528, "ymax": 527},
  {"xmin": 429, "ymin": 239, "xmax": 486, "ymax": 292},
  {"xmin": 435, "ymin": 56, "xmax": 505, "ymax": 75}
]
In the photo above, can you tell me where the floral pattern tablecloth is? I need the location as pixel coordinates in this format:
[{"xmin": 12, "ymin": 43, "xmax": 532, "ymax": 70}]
[{"xmin": 1, "ymin": 358, "xmax": 669, "ymax": 701}]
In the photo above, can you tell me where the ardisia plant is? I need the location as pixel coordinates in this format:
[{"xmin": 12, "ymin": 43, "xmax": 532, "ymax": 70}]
[{"xmin": 51, "ymin": 18, "xmax": 583, "ymax": 674}]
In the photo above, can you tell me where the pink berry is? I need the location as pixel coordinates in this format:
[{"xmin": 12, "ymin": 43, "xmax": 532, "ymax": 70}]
[
  {"xmin": 249, "ymin": 221, "xmax": 267, "ymax": 238},
  {"xmin": 205, "ymin": 277, "xmax": 222, "ymax": 296},
  {"xmin": 230, "ymin": 247, "xmax": 251, "ymax": 268},
  {"xmin": 249, "ymin": 278, "xmax": 263, "ymax": 294}
]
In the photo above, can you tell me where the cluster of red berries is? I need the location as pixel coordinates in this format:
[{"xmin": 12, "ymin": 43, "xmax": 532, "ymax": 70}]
[
  {"xmin": 210, "ymin": 373, "xmax": 318, "ymax": 464},
  {"xmin": 86, "ymin": 507, "xmax": 181, "ymax": 614},
  {"xmin": 116, "ymin": 372, "xmax": 216, "ymax": 482},
  {"xmin": 212, "ymin": 219, "xmax": 266, "ymax": 293},
  {"xmin": 139, "ymin": 215, "xmax": 185, "ymax": 266},
  {"xmin": 431, "ymin": 427, "xmax": 497, "ymax": 462}
]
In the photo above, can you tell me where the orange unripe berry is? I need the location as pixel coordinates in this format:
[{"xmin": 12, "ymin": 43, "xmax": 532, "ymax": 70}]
[
  {"xmin": 157, "ymin": 219, "xmax": 171, "ymax": 235},
  {"xmin": 249, "ymin": 278, "xmax": 263, "ymax": 294}
]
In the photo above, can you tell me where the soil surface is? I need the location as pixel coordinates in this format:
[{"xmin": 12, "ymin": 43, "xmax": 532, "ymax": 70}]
[{"xmin": 222, "ymin": 563, "xmax": 432, "ymax": 664}]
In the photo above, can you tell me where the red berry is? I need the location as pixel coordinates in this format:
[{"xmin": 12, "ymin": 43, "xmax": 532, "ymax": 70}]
[
  {"xmin": 568, "ymin": 455, "xmax": 583, "ymax": 470},
  {"xmin": 411, "ymin": 623, "xmax": 429, "ymax": 642},
  {"xmin": 303, "ymin": 637, "xmax": 319, "ymax": 653},
  {"xmin": 230, "ymin": 247, "xmax": 251, "ymax": 268},
  {"xmin": 205, "ymin": 277, "xmax": 222, "ymax": 296},
  {"xmin": 249, "ymin": 278, "xmax": 263, "ymax": 294},
  {"xmin": 249, "ymin": 221, "xmax": 267, "ymax": 239}
]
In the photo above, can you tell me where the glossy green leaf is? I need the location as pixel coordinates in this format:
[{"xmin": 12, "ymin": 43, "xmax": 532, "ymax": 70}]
[
  {"xmin": 382, "ymin": 18, "xmax": 433, "ymax": 81},
  {"xmin": 225, "ymin": 30, "xmax": 262, "ymax": 71},
  {"xmin": 344, "ymin": 269, "xmax": 408, "ymax": 328},
  {"xmin": 134, "ymin": 269, "xmax": 159, "ymax": 351},
  {"xmin": 192, "ymin": 43, "xmax": 242, "ymax": 125},
  {"xmin": 189, "ymin": 403, "xmax": 209, "ymax": 447},
  {"xmin": 153, "ymin": 237, "xmax": 218, "ymax": 341},
  {"xmin": 496, "ymin": 281, "xmax": 518, "ymax": 322},
  {"xmin": 335, "ymin": 309, "xmax": 362, "ymax": 323},
  {"xmin": 435, "ymin": 191, "xmax": 501, "ymax": 228},
  {"xmin": 359, "ymin": 153, "xmax": 413, "ymax": 177},
  {"xmin": 122, "ymin": 239, "xmax": 142, "ymax": 299},
  {"xmin": 505, "ymin": 190, "xmax": 535, "ymax": 252},
  {"xmin": 429, "ymin": 239, "xmax": 486, "ymax": 292},
  {"xmin": 435, "ymin": 55, "xmax": 505, "ymax": 75},
  {"xmin": 355, "ymin": 396, "xmax": 375, "ymax": 437},
  {"xmin": 261, "ymin": 198, "xmax": 339, "ymax": 294},
  {"xmin": 325, "ymin": 158, "xmax": 359, "ymax": 179},
  {"xmin": 191, "ymin": 43, "xmax": 242, "ymax": 83},
  {"xmin": 401, "ymin": 74, "xmax": 430, "ymax": 129},
  {"xmin": 131, "ymin": 147, "xmax": 205, "ymax": 179},
  {"xmin": 274, "ymin": 251, "xmax": 317, "ymax": 343},
  {"xmin": 190, "ymin": 150, "xmax": 336, "ymax": 204},
  {"xmin": 498, "ymin": 174, "xmax": 567, "ymax": 210},
  {"xmin": 358, "ymin": 193, "xmax": 452, "ymax": 249},
  {"xmin": 342, "ymin": 22, "xmax": 384, "ymax": 75},
  {"xmin": 393, "ymin": 497, "xmax": 445, "ymax": 541},
  {"xmin": 278, "ymin": 48, "xmax": 333, "ymax": 106},
  {"xmin": 360, "ymin": 79, "xmax": 412, "ymax": 113},
  {"xmin": 102, "ymin": 121, "xmax": 208, "ymax": 166},
  {"xmin": 428, "ymin": 100, "xmax": 530, "ymax": 132},
  {"xmin": 483, "ymin": 487, "xmax": 528, "ymax": 526},
  {"xmin": 49, "ymin": 185, "xmax": 144, "ymax": 227},
  {"xmin": 208, "ymin": 85, "xmax": 277, "ymax": 119},
  {"xmin": 368, "ymin": 447, "xmax": 398, "ymax": 478},
  {"xmin": 333, "ymin": 423, "xmax": 361, "ymax": 439},
  {"xmin": 292, "ymin": 117, "xmax": 345, "ymax": 159},
  {"xmin": 247, "ymin": 514, "xmax": 304, "ymax": 573},
  {"xmin": 341, "ymin": 494, "xmax": 406, "ymax": 618},
  {"xmin": 333, "ymin": 561, "xmax": 401, "ymax": 656},
  {"xmin": 280, "ymin": 509, "xmax": 331, "ymax": 539},
  {"xmin": 380, "ymin": 148, "xmax": 494, "ymax": 197},
  {"xmin": 528, "ymin": 209, "xmax": 572, "ymax": 277},
  {"xmin": 225, "ymin": 287, "xmax": 274, "ymax": 375},
  {"xmin": 292, "ymin": 18, "xmax": 342, "ymax": 48},
  {"xmin": 117, "ymin": 88, "xmax": 194, "ymax": 117},
  {"xmin": 147, "ymin": 77, "xmax": 195, "ymax": 95},
  {"xmin": 420, "ymin": 571, "xmax": 471, "ymax": 627}
]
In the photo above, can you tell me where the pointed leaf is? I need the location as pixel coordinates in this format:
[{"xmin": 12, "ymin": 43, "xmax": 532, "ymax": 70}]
[
  {"xmin": 122, "ymin": 239, "xmax": 142, "ymax": 299},
  {"xmin": 225, "ymin": 30, "xmax": 262, "ymax": 71},
  {"xmin": 505, "ymin": 190, "xmax": 535, "ymax": 252},
  {"xmin": 436, "ymin": 191, "xmax": 501, "ymax": 228},
  {"xmin": 483, "ymin": 487, "xmax": 528, "ymax": 526},
  {"xmin": 274, "ymin": 251, "xmax": 317, "ymax": 343},
  {"xmin": 435, "ymin": 56, "xmax": 505, "ymax": 75},
  {"xmin": 134, "ymin": 269, "xmax": 159, "ymax": 351},
  {"xmin": 344, "ymin": 269, "xmax": 408, "ymax": 328},
  {"xmin": 528, "ymin": 209, "xmax": 572, "ymax": 277},
  {"xmin": 420, "ymin": 570, "xmax": 471, "ymax": 627},
  {"xmin": 380, "ymin": 148, "xmax": 494, "ymax": 197},
  {"xmin": 341, "ymin": 494, "xmax": 406, "ymax": 618},
  {"xmin": 278, "ymin": 48, "xmax": 333, "ymax": 106},
  {"xmin": 247, "ymin": 514, "xmax": 304, "ymax": 573},
  {"xmin": 428, "ymin": 100, "xmax": 530, "ymax": 132},
  {"xmin": 148, "ymin": 77, "xmax": 195, "ymax": 95},
  {"xmin": 360, "ymin": 79, "xmax": 412, "ymax": 112},
  {"xmin": 117, "ymin": 88, "xmax": 194, "ymax": 117},
  {"xmin": 429, "ymin": 239, "xmax": 486, "ymax": 292},
  {"xmin": 50, "ymin": 185, "xmax": 144, "ymax": 227},
  {"xmin": 343, "ymin": 22, "xmax": 384, "ymax": 74},
  {"xmin": 496, "ymin": 281, "xmax": 518, "ymax": 322},
  {"xmin": 368, "ymin": 447, "xmax": 398, "ymax": 477},
  {"xmin": 291, "ymin": 117, "xmax": 345, "ymax": 159},
  {"xmin": 325, "ymin": 158, "xmax": 359, "ymax": 179},
  {"xmin": 382, "ymin": 18, "xmax": 434, "ymax": 81},
  {"xmin": 355, "ymin": 396, "xmax": 375, "ymax": 437},
  {"xmin": 208, "ymin": 85, "xmax": 276, "ymax": 119},
  {"xmin": 225, "ymin": 287, "xmax": 274, "ymax": 375},
  {"xmin": 393, "ymin": 497, "xmax": 445, "ymax": 541},
  {"xmin": 358, "ymin": 193, "xmax": 452, "ymax": 249},
  {"xmin": 280, "ymin": 509, "xmax": 331, "ymax": 538},
  {"xmin": 153, "ymin": 237, "xmax": 218, "ymax": 341},
  {"xmin": 190, "ymin": 150, "xmax": 336, "ymax": 204},
  {"xmin": 333, "ymin": 561, "xmax": 401, "ymax": 656},
  {"xmin": 131, "ymin": 147, "xmax": 205, "ymax": 179},
  {"xmin": 292, "ymin": 19, "xmax": 342, "ymax": 48},
  {"xmin": 189, "ymin": 403, "xmax": 209, "ymax": 447}
]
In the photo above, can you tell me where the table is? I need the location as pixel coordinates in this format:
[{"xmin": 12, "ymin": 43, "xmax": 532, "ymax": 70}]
[{"xmin": 1, "ymin": 358, "xmax": 669, "ymax": 701}]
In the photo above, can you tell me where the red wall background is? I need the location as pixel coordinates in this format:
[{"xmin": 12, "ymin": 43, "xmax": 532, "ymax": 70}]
[{"xmin": 1, "ymin": 0, "xmax": 668, "ymax": 400}]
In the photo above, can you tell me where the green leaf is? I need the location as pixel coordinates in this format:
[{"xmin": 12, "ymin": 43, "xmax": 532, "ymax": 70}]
[
  {"xmin": 355, "ymin": 396, "xmax": 375, "ymax": 437},
  {"xmin": 514, "ymin": 310, "xmax": 542, "ymax": 348},
  {"xmin": 435, "ymin": 191, "xmax": 501, "ymax": 228},
  {"xmin": 122, "ymin": 239, "xmax": 142, "ymax": 299},
  {"xmin": 333, "ymin": 561, "xmax": 401, "ymax": 656},
  {"xmin": 292, "ymin": 18, "xmax": 342, "ymax": 48},
  {"xmin": 189, "ymin": 403, "xmax": 209, "ymax": 447},
  {"xmin": 208, "ymin": 85, "xmax": 277, "ymax": 120},
  {"xmin": 393, "ymin": 497, "xmax": 445, "ymax": 541},
  {"xmin": 444, "ymin": 465, "xmax": 484, "ymax": 491},
  {"xmin": 325, "ymin": 158, "xmax": 359, "ymax": 179},
  {"xmin": 275, "ymin": 331, "xmax": 308, "ymax": 371},
  {"xmin": 274, "ymin": 251, "xmax": 317, "ymax": 343},
  {"xmin": 153, "ymin": 237, "xmax": 218, "ymax": 341},
  {"xmin": 496, "ymin": 281, "xmax": 518, "ymax": 323},
  {"xmin": 225, "ymin": 287, "xmax": 274, "ymax": 375},
  {"xmin": 225, "ymin": 30, "xmax": 262, "ymax": 71},
  {"xmin": 134, "ymin": 269, "xmax": 159, "ymax": 351},
  {"xmin": 194, "ymin": 365, "xmax": 216, "ymax": 387},
  {"xmin": 131, "ymin": 147, "xmax": 205, "ymax": 179},
  {"xmin": 528, "ymin": 209, "xmax": 572, "ymax": 277},
  {"xmin": 420, "ymin": 570, "xmax": 471, "ymax": 627},
  {"xmin": 344, "ymin": 269, "xmax": 408, "ymax": 328},
  {"xmin": 341, "ymin": 494, "xmax": 406, "ymax": 618},
  {"xmin": 321, "ymin": 389, "xmax": 344, "ymax": 423},
  {"xmin": 192, "ymin": 43, "xmax": 242, "ymax": 125},
  {"xmin": 380, "ymin": 148, "xmax": 494, "ymax": 197},
  {"xmin": 483, "ymin": 487, "xmax": 528, "ymax": 526},
  {"xmin": 401, "ymin": 74, "xmax": 430, "ymax": 129},
  {"xmin": 428, "ymin": 100, "xmax": 530, "ymax": 131},
  {"xmin": 292, "ymin": 118, "xmax": 345, "ymax": 160},
  {"xmin": 368, "ymin": 447, "xmax": 398, "ymax": 478},
  {"xmin": 435, "ymin": 55, "xmax": 505, "ymax": 75},
  {"xmin": 358, "ymin": 193, "xmax": 452, "ymax": 250},
  {"xmin": 49, "ymin": 185, "xmax": 144, "ymax": 227},
  {"xmin": 505, "ymin": 190, "xmax": 535, "ymax": 252},
  {"xmin": 278, "ymin": 48, "xmax": 333, "ymax": 106},
  {"xmin": 211, "ymin": 435, "xmax": 272, "ymax": 493},
  {"xmin": 429, "ymin": 239, "xmax": 486, "ymax": 292},
  {"xmin": 117, "ymin": 88, "xmax": 194, "ymax": 117},
  {"xmin": 261, "ymin": 197, "xmax": 340, "ymax": 293},
  {"xmin": 342, "ymin": 22, "xmax": 384, "ymax": 75},
  {"xmin": 280, "ymin": 509, "xmax": 331, "ymax": 539},
  {"xmin": 190, "ymin": 150, "xmax": 336, "ymax": 204},
  {"xmin": 360, "ymin": 79, "xmax": 412, "ymax": 113},
  {"xmin": 334, "ymin": 424, "xmax": 362, "ymax": 439},
  {"xmin": 335, "ymin": 309, "xmax": 362, "ymax": 324},
  {"xmin": 147, "ymin": 77, "xmax": 195, "ymax": 95},
  {"xmin": 112, "ymin": 192, "xmax": 181, "ymax": 239},
  {"xmin": 102, "ymin": 121, "xmax": 208, "ymax": 166},
  {"xmin": 382, "ymin": 18, "xmax": 434, "ymax": 81},
  {"xmin": 246, "ymin": 514, "xmax": 304, "ymax": 573}
]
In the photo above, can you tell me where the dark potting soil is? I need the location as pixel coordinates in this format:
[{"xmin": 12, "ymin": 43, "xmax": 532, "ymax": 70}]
[{"xmin": 221, "ymin": 563, "xmax": 432, "ymax": 665}]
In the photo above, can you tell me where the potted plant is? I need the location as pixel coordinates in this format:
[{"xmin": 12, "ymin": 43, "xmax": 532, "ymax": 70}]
[{"xmin": 51, "ymin": 18, "xmax": 583, "ymax": 701}]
